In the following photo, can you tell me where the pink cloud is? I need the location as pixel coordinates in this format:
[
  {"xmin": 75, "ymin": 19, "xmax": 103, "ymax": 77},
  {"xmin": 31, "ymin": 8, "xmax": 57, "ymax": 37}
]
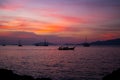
[
  {"xmin": 45, "ymin": 13, "xmax": 86, "ymax": 23},
  {"xmin": 100, "ymin": 33, "xmax": 119, "ymax": 40},
  {"xmin": 0, "ymin": 1, "xmax": 23, "ymax": 11},
  {"xmin": 0, "ymin": 16, "xmax": 67, "ymax": 34}
]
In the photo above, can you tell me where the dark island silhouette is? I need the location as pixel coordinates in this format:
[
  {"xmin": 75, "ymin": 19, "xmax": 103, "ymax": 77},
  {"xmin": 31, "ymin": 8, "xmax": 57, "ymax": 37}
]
[
  {"xmin": 0, "ymin": 69, "xmax": 52, "ymax": 80},
  {"xmin": 76, "ymin": 38, "xmax": 120, "ymax": 46},
  {"xmin": 91, "ymin": 38, "xmax": 120, "ymax": 46}
]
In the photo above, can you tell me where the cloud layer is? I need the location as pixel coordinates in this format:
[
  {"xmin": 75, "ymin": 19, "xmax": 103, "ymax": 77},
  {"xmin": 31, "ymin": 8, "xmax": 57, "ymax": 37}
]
[{"xmin": 0, "ymin": 0, "xmax": 120, "ymax": 43}]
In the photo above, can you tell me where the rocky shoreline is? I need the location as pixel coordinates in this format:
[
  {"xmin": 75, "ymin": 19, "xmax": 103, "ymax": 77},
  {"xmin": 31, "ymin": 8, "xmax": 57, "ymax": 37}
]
[
  {"xmin": 102, "ymin": 68, "xmax": 120, "ymax": 80},
  {"xmin": 0, "ymin": 69, "xmax": 52, "ymax": 80},
  {"xmin": 0, "ymin": 68, "xmax": 120, "ymax": 80}
]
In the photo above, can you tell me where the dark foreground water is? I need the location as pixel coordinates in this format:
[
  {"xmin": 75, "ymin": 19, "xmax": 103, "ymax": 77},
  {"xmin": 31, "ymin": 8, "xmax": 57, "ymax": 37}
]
[{"xmin": 0, "ymin": 46, "xmax": 120, "ymax": 80}]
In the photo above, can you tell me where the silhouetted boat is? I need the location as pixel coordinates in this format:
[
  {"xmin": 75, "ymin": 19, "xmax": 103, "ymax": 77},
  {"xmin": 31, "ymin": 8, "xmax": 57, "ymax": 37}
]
[
  {"xmin": 83, "ymin": 37, "xmax": 90, "ymax": 47},
  {"xmin": 35, "ymin": 44, "xmax": 39, "ymax": 46},
  {"xmin": 58, "ymin": 46, "xmax": 75, "ymax": 50},
  {"xmin": 18, "ymin": 40, "xmax": 22, "ymax": 47},
  {"xmin": 83, "ymin": 42, "xmax": 90, "ymax": 47},
  {"xmin": 35, "ymin": 40, "xmax": 48, "ymax": 46},
  {"xmin": 43, "ymin": 39, "xmax": 48, "ymax": 46},
  {"xmin": 2, "ymin": 44, "xmax": 6, "ymax": 46},
  {"xmin": 2, "ymin": 40, "xmax": 6, "ymax": 46}
]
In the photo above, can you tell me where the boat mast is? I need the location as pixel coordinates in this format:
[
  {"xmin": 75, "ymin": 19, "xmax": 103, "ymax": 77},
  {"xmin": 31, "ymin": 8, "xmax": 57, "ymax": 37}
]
[
  {"xmin": 18, "ymin": 40, "xmax": 22, "ymax": 46},
  {"xmin": 44, "ymin": 39, "xmax": 48, "ymax": 46}
]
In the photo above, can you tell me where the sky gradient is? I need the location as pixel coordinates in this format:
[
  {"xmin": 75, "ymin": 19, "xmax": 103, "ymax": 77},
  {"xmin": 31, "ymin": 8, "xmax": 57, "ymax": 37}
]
[{"xmin": 0, "ymin": 0, "xmax": 120, "ymax": 44}]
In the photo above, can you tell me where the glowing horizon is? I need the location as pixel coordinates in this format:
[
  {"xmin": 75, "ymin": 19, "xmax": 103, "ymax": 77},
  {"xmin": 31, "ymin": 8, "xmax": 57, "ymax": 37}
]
[{"xmin": 0, "ymin": 0, "xmax": 120, "ymax": 43}]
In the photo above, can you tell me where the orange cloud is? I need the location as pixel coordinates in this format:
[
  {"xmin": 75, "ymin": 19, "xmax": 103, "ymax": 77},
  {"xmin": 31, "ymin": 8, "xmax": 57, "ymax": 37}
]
[
  {"xmin": 34, "ymin": 24, "xmax": 66, "ymax": 34},
  {"xmin": 0, "ymin": 16, "xmax": 68, "ymax": 35},
  {"xmin": 0, "ymin": 16, "xmax": 93, "ymax": 37}
]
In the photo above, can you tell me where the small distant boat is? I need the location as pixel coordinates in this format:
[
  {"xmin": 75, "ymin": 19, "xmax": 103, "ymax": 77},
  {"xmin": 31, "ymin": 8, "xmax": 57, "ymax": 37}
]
[
  {"xmin": 35, "ymin": 39, "xmax": 48, "ymax": 46},
  {"xmin": 83, "ymin": 42, "xmax": 90, "ymax": 47},
  {"xmin": 82, "ymin": 37, "xmax": 90, "ymax": 47},
  {"xmin": 2, "ymin": 44, "xmax": 6, "ymax": 46},
  {"xmin": 2, "ymin": 40, "xmax": 6, "ymax": 46},
  {"xmin": 43, "ymin": 39, "xmax": 48, "ymax": 46},
  {"xmin": 58, "ymin": 46, "xmax": 75, "ymax": 50},
  {"xmin": 18, "ymin": 40, "xmax": 22, "ymax": 47}
]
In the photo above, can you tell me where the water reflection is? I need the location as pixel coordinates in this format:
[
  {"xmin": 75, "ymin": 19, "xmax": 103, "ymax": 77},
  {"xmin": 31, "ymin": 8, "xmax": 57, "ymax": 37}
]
[{"xmin": 0, "ymin": 46, "xmax": 120, "ymax": 80}]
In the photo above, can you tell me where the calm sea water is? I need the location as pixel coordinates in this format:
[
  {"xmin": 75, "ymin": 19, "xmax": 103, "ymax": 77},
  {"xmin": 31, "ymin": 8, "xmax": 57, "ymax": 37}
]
[{"xmin": 0, "ymin": 46, "xmax": 120, "ymax": 80}]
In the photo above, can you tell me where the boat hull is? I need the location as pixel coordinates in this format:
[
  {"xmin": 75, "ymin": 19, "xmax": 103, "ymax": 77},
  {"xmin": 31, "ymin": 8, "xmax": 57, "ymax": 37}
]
[{"xmin": 58, "ymin": 47, "xmax": 75, "ymax": 50}]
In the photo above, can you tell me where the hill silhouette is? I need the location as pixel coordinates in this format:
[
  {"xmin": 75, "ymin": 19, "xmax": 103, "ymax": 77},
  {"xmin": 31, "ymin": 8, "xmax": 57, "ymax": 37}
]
[{"xmin": 90, "ymin": 38, "xmax": 120, "ymax": 45}]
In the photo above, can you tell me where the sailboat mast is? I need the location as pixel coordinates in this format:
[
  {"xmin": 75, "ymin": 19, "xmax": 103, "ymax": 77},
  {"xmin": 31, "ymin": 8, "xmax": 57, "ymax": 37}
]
[
  {"xmin": 44, "ymin": 39, "xmax": 48, "ymax": 46},
  {"xmin": 85, "ymin": 36, "xmax": 87, "ymax": 43},
  {"xmin": 18, "ymin": 40, "xmax": 22, "ymax": 46}
]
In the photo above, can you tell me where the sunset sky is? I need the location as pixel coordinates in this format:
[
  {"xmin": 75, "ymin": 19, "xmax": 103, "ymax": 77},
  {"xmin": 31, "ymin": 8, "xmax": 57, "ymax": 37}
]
[{"xmin": 0, "ymin": 0, "xmax": 120, "ymax": 44}]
